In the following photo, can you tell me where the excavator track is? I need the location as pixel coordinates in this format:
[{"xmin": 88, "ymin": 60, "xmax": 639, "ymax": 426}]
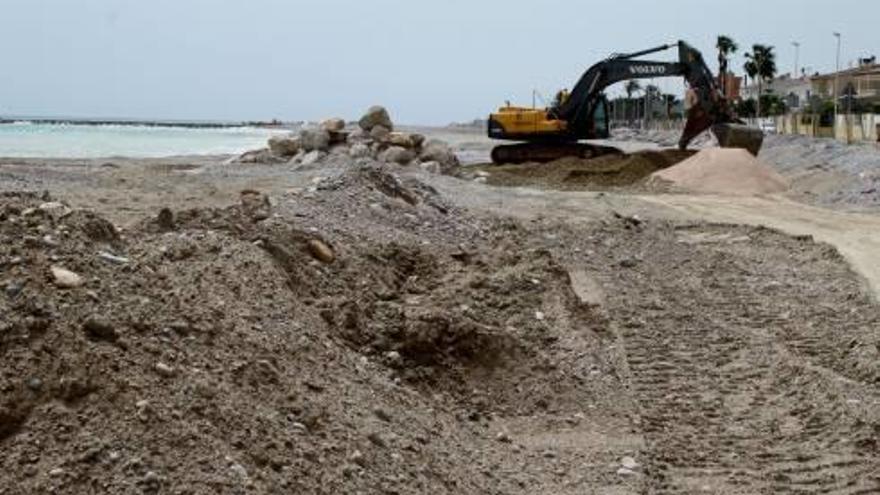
[{"xmin": 490, "ymin": 142, "xmax": 622, "ymax": 165}]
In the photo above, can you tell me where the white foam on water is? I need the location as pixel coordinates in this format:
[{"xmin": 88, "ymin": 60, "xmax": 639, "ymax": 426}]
[{"xmin": 0, "ymin": 122, "xmax": 291, "ymax": 158}]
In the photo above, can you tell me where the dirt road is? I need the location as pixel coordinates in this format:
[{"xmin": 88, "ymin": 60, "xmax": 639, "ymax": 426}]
[{"xmin": 638, "ymin": 194, "xmax": 880, "ymax": 300}]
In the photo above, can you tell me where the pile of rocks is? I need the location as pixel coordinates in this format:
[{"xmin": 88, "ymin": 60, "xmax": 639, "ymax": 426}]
[{"xmin": 239, "ymin": 106, "xmax": 459, "ymax": 174}]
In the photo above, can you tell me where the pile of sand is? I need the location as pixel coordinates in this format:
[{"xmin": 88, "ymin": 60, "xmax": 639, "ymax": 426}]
[{"xmin": 649, "ymin": 148, "xmax": 788, "ymax": 195}]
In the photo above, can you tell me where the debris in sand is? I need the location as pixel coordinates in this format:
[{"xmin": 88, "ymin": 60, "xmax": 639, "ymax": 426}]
[
  {"xmin": 51, "ymin": 266, "xmax": 84, "ymax": 288},
  {"xmin": 307, "ymin": 239, "xmax": 335, "ymax": 263},
  {"xmin": 649, "ymin": 148, "xmax": 788, "ymax": 195}
]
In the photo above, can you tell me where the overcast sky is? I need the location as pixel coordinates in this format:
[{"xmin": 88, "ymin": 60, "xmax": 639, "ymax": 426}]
[{"xmin": 1, "ymin": 0, "xmax": 875, "ymax": 124}]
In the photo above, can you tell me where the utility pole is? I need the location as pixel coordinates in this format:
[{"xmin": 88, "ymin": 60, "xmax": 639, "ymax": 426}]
[
  {"xmin": 792, "ymin": 41, "xmax": 801, "ymax": 77},
  {"xmin": 833, "ymin": 32, "xmax": 841, "ymax": 140}
]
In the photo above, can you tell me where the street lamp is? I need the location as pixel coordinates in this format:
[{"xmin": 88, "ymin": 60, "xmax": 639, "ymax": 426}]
[
  {"xmin": 833, "ymin": 32, "xmax": 841, "ymax": 138},
  {"xmin": 792, "ymin": 42, "xmax": 800, "ymax": 77}
]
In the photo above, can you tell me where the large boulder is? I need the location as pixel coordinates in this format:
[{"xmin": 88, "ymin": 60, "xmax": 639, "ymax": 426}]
[
  {"xmin": 419, "ymin": 139, "xmax": 459, "ymax": 172},
  {"xmin": 298, "ymin": 128, "xmax": 331, "ymax": 152},
  {"xmin": 386, "ymin": 132, "xmax": 421, "ymax": 149},
  {"xmin": 320, "ymin": 118, "xmax": 345, "ymax": 132},
  {"xmin": 359, "ymin": 106, "xmax": 393, "ymax": 132},
  {"xmin": 380, "ymin": 146, "xmax": 416, "ymax": 165},
  {"xmin": 370, "ymin": 125, "xmax": 391, "ymax": 142},
  {"xmin": 349, "ymin": 143, "xmax": 372, "ymax": 158},
  {"xmin": 268, "ymin": 135, "xmax": 301, "ymax": 156},
  {"xmin": 347, "ymin": 128, "xmax": 371, "ymax": 143}
]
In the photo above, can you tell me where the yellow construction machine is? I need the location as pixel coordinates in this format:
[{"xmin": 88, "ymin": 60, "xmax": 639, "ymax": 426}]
[{"xmin": 487, "ymin": 41, "xmax": 763, "ymax": 164}]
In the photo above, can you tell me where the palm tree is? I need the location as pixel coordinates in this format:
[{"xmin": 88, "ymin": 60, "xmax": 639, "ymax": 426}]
[
  {"xmin": 716, "ymin": 35, "xmax": 738, "ymax": 95},
  {"xmin": 645, "ymin": 84, "xmax": 661, "ymax": 120},
  {"xmin": 625, "ymin": 80, "xmax": 642, "ymax": 123},
  {"xmin": 744, "ymin": 44, "xmax": 777, "ymax": 117}
]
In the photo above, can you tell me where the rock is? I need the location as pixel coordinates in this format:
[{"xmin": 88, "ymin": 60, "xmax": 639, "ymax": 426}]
[
  {"xmin": 617, "ymin": 467, "xmax": 637, "ymax": 476},
  {"xmin": 370, "ymin": 125, "xmax": 391, "ymax": 142},
  {"xmin": 349, "ymin": 449, "xmax": 366, "ymax": 467},
  {"xmin": 419, "ymin": 140, "xmax": 459, "ymax": 173},
  {"xmin": 320, "ymin": 118, "xmax": 346, "ymax": 132},
  {"xmin": 26, "ymin": 377, "xmax": 42, "ymax": 391},
  {"xmin": 620, "ymin": 456, "xmax": 639, "ymax": 470},
  {"xmin": 535, "ymin": 311, "xmax": 545, "ymax": 321},
  {"xmin": 367, "ymin": 432, "xmax": 387, "ymax": 448},
  {"xmin": 240, "ymin": 190, "xmax": 271, "ymax": 221},
  {"xmin": 154, "ymin": 362, "xmax": 176, "ymax": 378},
  {"xmin": 4, "ymin": 281, "xmax": 23, "ymax": 299},
  {"xmin": 387, "ymin": 132, "xmax": 416, "ymax": 149},
  {"xmin": 97, "ymin": 251, "xmax": 130, "ymax": 265},
  {"xmin": 496, "ymin": 431, "xmax": 512, "ymax": 443},
  {"xmin": 619, "ymin": 258, "xmax": 638, "ymax": 268},
  {"xmin": 380, "ymin": 146, "xmax": 416, "ymax": 165},
  {"xmin": 157, "ymin": 208, "xmax": 174, "ymax": 231},
  {"xmin": 410, "ymin": 133, "xmax": 426, "ymax": 149},
  {"xmin": 83, "ymin": 318, "xmax": 118, "ymax": 342},
  {"xmin": 298, "ymin": 128, "xmax": 331, "ymax": 152},
  {"xmin": 51, "ymin": 266, "xmax": 84, "ymax": 288},
  {"xmin": 307, "ymin": 239, "xmax": 335, "ymax": 263},
  {"xmin": 358, "ymin": 106, "xmax": 393, "ymax": 131},
  {"xmin": 349, "ymin": 143, "xmax": 372, "ymax": 159},
  {"xmin": 38, "ymin": 201, "xmax": 72, "ymax": 220},
  {"xmin": 373, "ymin": 408, "xmax": 392, "ymax": 422},
  {"xmin": 300, "ymin": 150, "xmax": 326, "ymax": 166},
  {"xmin": 236, "ymin": 148, "xmax": 286, "ymax": 164},
  {"xmin": 267, "ymin": 135, "xmax": 301, "ymax": 157},
  {"xmin": 419, "ymin": 161, "xmax": 442, "ymax": 174},
  {"xmin": 328, "ymin": 130, "xmax": 349, "ymax": 145},
  {"xmin": 347, "ymin": 128, "xmax": 371, "ymax": 143}
]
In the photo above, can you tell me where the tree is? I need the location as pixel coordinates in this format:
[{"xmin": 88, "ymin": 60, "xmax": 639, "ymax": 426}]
[
  {"xmin": 743, "ymin": 44, "xmax": 777, "ymax": 117},
  {"xmin": 716, "ymin": 35, "xmax": 738, "ymax": 95},
  {"xmin": 644, "ymin": 84, "xmax": 662, "ymax": 120},
  {"xmin": 625, "ymin": 80, "xmax": 642, "ymax": 122}
]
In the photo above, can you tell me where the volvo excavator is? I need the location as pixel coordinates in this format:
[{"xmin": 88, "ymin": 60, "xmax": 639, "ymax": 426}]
[{"xmin": 487, "ymin": 41, "xmax": 764, "ymax": 164}]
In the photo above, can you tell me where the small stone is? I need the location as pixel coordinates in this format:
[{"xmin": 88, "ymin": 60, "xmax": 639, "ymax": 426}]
[
  {"xmin": 617, "ymin": 467, "xmax": 637, "ymax": 476},
  {"xmin": 299, "ymin": 150, "xmax": 325, "ymax": 166},
  {"xmin": 535, "ymin": 311, "xmax": 545, "ymax": 321},
  {"xmin": 620, "ymin": 456, "xmax": 639, "ymax": 470},
  {"xmin": 157, "ymin": 208, "xmax": 174, "ymax": 231},
  {"xmin": 619, "ymin": 258, "xmax": 638, "ymax": 268},
  {"xmin": 26, "ymin": 377, "xmax": 42, "ymax": 391},
  {"xmin": 4, "ymin": 281, "xmax": 23, "ymax": 299},
  {"xmin": 373, "ymin": 408, "xmax": 392, "ymax": 422},
  {"xmin": 49, "ymin": 468, "xmax": 64, "ymax": 477},
  {"xmin": 495, "ymin": 431, "xmax": 512, "ymax": 443},
  {"xmin": 367, "ymin": 432, "xmax": 387, "ymax": 448},
  {"xmin": 38, "ymin": 201, "xmax": 72, "ymax": 220},
  {"xmin": 320, "ymin": 118, "xmax": 345, "ymax": 132},
  {"xmin": 307, "ymin": 239, "xmax": 335, "ymax": 263},
  {"xmin": 51, "ymin": 266, "xmax": 84, "ymax": 288},
  {"xmin": 349, "ymin": 450, "xmax": 366, "ymax": 466},
  {"xmin": 154, "ymin": 362, "xmax": 175, "ymax": 377},
  {"xmin": 97, "ymin": 252, "xmax": 130, "ymax": 265},
  {"xmin": 83, "ymin": 318, "xmax": 118, "ymax": 342}
]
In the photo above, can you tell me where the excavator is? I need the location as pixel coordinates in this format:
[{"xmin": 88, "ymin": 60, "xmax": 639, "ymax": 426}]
[{"xmin": 487, "ymin": 41, "xmax": 764, "ymax": 164}]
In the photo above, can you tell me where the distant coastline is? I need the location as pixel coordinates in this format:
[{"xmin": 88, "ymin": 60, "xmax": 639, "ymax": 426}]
[{"xmin": 0, "ymin": 117, "xmax": 295, "ymax": 129}]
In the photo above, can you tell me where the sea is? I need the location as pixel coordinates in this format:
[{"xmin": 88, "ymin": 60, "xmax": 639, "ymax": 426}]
[{"xmin": 0, "ymin": 119, "xmax": 291, "ymax": 158}]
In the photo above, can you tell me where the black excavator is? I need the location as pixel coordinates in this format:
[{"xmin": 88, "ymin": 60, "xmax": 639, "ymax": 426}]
[{"xmin": 487, "ymin": 41, "xmax": 763, "ymax": 164}]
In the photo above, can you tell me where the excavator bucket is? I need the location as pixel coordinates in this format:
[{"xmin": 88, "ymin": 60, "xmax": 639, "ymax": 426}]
[{"xmin": 711, "ymin": 123, "xmax": 764, "ymax": 156}]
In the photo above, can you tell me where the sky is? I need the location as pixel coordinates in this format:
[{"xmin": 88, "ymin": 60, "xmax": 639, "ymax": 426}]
[{"xmin": 0, "ymin": 0, "xmax": 875, "ymax": 124}]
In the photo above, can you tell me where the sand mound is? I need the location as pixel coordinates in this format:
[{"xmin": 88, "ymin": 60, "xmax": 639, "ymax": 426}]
[
  {"xmin": 477, "ymin": 150, "xmax": 695, "ymax": 190},
  {"xmin": 649, "ymin": 148, "xmax": 788, "ymax": 195}
]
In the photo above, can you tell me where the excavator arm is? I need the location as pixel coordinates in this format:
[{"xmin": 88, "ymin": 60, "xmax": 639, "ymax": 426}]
[{"xmin": 553, "ymin": 41, "xmax": 743, "ymax": 150}]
